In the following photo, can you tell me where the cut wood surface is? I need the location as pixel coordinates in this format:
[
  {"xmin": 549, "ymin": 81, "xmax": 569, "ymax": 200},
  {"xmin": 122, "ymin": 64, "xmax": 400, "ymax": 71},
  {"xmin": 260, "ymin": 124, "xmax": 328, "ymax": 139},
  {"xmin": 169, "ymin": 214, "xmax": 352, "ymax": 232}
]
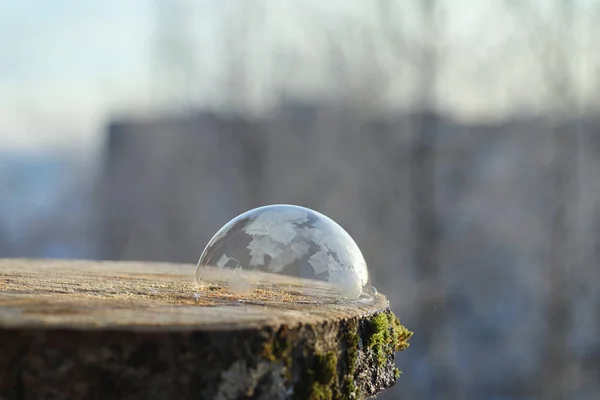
[{"xmin": 0, "ymin": 259, "xmax": 411, "ymax": 400}]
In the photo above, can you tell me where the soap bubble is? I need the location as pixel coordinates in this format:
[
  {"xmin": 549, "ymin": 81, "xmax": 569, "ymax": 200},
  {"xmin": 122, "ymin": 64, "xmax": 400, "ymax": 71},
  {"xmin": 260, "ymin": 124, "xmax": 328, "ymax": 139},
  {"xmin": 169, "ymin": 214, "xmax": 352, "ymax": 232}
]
[{"xmin": 196, "ymin": 204, "xmax": 369, "ymax": 299}]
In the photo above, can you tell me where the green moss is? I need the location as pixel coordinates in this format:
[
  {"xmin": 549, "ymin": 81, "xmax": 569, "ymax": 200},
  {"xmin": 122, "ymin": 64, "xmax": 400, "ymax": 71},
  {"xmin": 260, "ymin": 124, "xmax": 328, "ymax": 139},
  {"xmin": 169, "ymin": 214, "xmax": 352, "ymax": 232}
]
[
  {"xmin": 264, "ymin": 312, "xmax": 413, "ymax": 399},
  {"xmin": 294, "ymin": 350, "xmax": 339, "ymax": 400},
  {"xmin": 390, "ymin": 313, "xmax": 413, "ymax": 352},
  {"xmin": 262, "ymin": 332, "xmax": 291, "ymax": 361},
  {"xmin": 314, "ymin": 351, "xmax": 337, "ymax": 384},
  {"xmin": 345, "ymin": 327, "xmax": 359, "ymax": 374},
  {"xmin": 343, "ymin": 375, "xmax": 358, "ymax": 399},
  {"xmin": 366, "ymin": 312, "xmax": 413, "ymax": 366},
  {"xmin": 342, "ymin": 322, "xmax": 361, "ymax": 399},
  {"xmin": 262, "ymin": 327, "xmax": 293, "ymax": 379},
  {"xmin": 394, "ymin": 367, "xmax": 402, "ymax": 379},
  {"xmin": 311, "ymin": 351, "xmax": 338, "ymax": 399}
]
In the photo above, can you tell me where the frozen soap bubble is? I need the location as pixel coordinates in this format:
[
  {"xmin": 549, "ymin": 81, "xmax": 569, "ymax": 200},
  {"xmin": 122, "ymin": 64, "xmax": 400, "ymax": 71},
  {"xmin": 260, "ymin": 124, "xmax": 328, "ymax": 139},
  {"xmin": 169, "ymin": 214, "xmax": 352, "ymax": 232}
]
[{"xmin": 196, "ymin": 204, "xmax": 369, "ymax": 299}]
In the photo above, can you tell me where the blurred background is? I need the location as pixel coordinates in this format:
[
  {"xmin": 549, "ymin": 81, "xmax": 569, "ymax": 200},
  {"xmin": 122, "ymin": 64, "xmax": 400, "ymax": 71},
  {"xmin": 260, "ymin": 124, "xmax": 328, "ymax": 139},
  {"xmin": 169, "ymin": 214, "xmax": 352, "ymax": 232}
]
[{"xmin": 1, "ymin": 0, "xmax": 599, "ymax": 398}]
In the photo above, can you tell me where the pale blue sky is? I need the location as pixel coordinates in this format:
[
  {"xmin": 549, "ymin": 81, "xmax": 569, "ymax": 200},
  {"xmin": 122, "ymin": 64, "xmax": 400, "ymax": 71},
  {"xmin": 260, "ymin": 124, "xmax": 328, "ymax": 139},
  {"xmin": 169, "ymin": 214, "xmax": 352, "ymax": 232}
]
[{"xmin": 1, "ymin": 0, "xmax": 599, "ymax": 154}]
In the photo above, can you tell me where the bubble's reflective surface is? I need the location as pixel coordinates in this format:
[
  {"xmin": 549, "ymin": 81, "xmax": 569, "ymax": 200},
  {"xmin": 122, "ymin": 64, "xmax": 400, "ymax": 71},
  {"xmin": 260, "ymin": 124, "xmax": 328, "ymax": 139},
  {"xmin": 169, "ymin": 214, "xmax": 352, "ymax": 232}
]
[{"xmin": 196, "ymin": 204, "xmax": 369, "ymax": 299}]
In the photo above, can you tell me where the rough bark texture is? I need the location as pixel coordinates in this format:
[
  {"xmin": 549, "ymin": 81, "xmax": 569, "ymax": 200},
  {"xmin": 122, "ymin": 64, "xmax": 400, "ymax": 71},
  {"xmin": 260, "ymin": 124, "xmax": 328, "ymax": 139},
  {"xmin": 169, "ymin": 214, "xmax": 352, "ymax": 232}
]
[{"xmin": 0, "ymin": 259, "xmax": 411, "ymax": 400}]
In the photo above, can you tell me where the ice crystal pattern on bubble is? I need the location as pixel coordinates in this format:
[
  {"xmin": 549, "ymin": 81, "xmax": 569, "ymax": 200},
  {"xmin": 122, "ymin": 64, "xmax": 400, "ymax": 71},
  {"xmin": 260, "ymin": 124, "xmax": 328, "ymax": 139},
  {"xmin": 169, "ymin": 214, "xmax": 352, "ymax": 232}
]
[{"xmin": 196, "ymin": 204, "xmax": 369, "ymax": 299}]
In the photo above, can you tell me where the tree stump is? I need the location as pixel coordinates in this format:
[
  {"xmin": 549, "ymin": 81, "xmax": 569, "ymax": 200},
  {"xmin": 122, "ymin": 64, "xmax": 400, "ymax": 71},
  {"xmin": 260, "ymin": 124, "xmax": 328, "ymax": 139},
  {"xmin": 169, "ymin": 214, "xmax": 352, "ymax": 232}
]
[{"xmin": 0, "ymin": 259, "xmax": 411, "ymax": 400}]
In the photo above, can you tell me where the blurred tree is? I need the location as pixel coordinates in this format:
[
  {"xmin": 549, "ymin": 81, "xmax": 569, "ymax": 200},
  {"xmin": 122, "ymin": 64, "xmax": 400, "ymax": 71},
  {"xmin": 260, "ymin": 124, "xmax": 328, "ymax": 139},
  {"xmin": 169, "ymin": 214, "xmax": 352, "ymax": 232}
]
[
  {"xmin": 153, "ymin": 0, "xmax": 198, "ymax": 109},
  {"xmin": 222, "ymin": 0, "xmax": 265, "ymax": 116},
  {"xmin": 375, "ymin": 1, "xmax": 459, "ymax": 397},
  {"xmin": 407, "ymin": 1, "xmax": 457, "ymax": 398},
  {"xmin": 222, "ymin": 0, "xmax": 266, "ymax": 207},
  {"xmin": 504, "ymin": 0, "xmax": 580, "ymax": 397}
]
